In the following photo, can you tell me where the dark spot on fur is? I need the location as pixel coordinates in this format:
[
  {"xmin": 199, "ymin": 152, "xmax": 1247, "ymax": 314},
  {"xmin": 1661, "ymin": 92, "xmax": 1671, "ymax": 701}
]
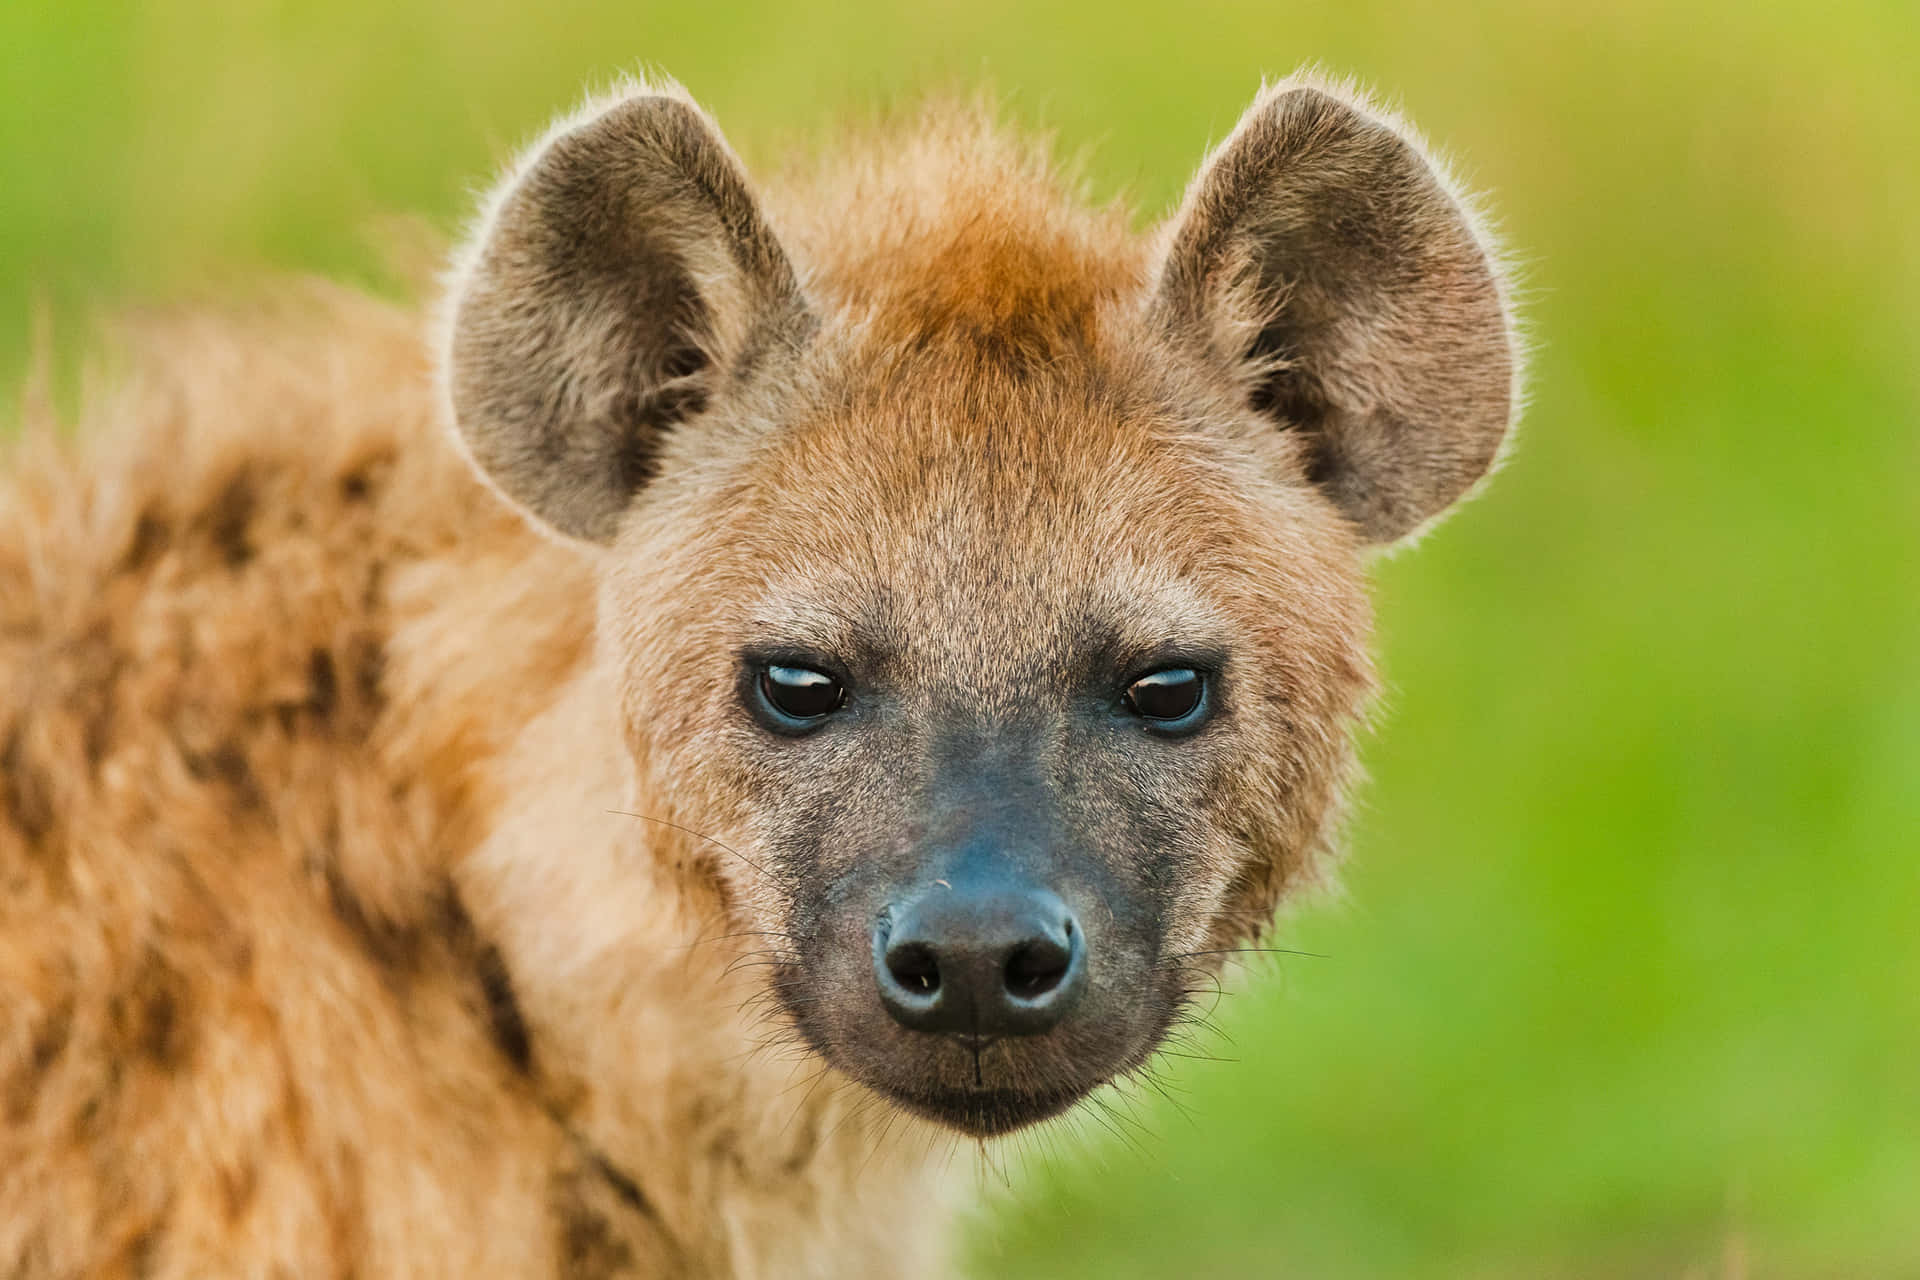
[
  {"xmin": 30, "ymin": 997, "xmax": 75, "ymax": 1073},
  {"xmin": 338, "ymin": 448, "xmax": 397, "ymax": 505},
  {"xmin": 4, "ymin": 995, "xmax": 75, "ymax": 1123},
  {"xmin": 321, "ymin": 857, "xmax": 423, "ymax": 977},
  {"xmin": 218, "ymin": 1162, "xmax": 259, "ymax": 1223},
  {"xmin": 322, "ymin": 1149, "xmax": 369, "ymax": 1280},
  {"xmin": 780, "ymin": 1105, "xmax": 824, "ymax": 1175},
  {"xmin": 126, "ymin": 1219, "xmax": 163, "ymax": 1277},
  {"xmin": 433, "ymin": 883, "xmax": 536, "ymax": 1074},
  {"xmin": 72, "ymin": 1056, "xmax": 123, "ymax": 1141},
  {"xmin": 66, "ymin": 623, "xmax": 126, "ymax": 770},
  {"xmin": 308, "ymin": 648, "xmax": 339, "ymax": 720},
  {"xmin": 202, "ymin": 468, "xmax": 257, "ymax": 568},
  {"xmin": 82, "ymin": 697, "xmax": 115, "ymax": 768},
  {"xmin": 316, "ymin": 861, "xmax": 536, "ymax": 1079},
  {"xmin": 551, "ymin": 1168, "xmax": 645, "ymax": 1279},
  {"xmin": 2, "ymin": 723, "xmax": 55, "ymax": 848},
  {"xmin": 121, "ymin": 506, "xmax": 170, "ymax": 573},
  {"xmin": 348, "ymin": 634, "xmax": 386, "ymax": 712},
  {"xmin": 140, "ymin": 987, "xmax": 178, "ymax": 1063},
  {"xmin": 320, "ymin": 866, "xmax": 492, "ymax": 1003},
  {"xmin": 587, "ymin": 1151, "xmax": 653, "ymax": 1221},
  {"xmin": 112, "ymin": 949, "xmax": 193, "ymax": 1069},
  {"xmin": 555, "ymin": 1195, "xmax": 637, "ymax": 1278},
  {"xmin": 183, "ymin": 738, "xmax": 263, "ymax": 811},
  {"xmin": 474, "ymin": 940, "xmax": 533, "ymax": 1075}
]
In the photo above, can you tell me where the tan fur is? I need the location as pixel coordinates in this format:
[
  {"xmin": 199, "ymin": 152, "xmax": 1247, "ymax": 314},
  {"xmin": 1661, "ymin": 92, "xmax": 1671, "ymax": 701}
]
[{"xmin": 2, "ymin": 73, "xmax": 1519, "ymax": 1277}]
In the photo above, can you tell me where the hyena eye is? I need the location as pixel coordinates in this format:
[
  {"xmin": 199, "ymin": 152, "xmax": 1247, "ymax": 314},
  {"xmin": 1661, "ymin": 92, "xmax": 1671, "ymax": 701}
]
[
  {"xmin": 1122, "ymin": 668, "xmax": 1207, "ymax": 728},
  {"xmin": 756, "ymin": 664, "xmax": 846, "ymax": 726}
]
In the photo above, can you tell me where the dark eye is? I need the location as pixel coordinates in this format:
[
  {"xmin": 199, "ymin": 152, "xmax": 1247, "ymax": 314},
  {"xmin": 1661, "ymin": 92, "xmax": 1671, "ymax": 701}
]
[
  {"xmin": 757, "ymin": 664, "xmax": 846, "ymax": 725},
  {"xmin": 1123, "ymin": 668, "xmax": 1206, "ymax": 727}
]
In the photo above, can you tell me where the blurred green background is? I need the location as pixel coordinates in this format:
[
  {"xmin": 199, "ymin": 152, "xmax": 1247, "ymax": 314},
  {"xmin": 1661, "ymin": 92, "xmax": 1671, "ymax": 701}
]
[{"xmin": 4, "ymin": 1, "xmax": 1915, "ymax": 1275}]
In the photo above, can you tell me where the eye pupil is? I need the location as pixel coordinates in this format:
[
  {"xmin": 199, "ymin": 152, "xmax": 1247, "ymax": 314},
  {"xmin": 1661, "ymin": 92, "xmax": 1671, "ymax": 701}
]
[
  {"xmin": 760, "ymin": 665, "xmax": 845, "ymax": 721},
  {"xmin": 1124, "ymin": 668, "xmax": 1205, "ymax": 723}
]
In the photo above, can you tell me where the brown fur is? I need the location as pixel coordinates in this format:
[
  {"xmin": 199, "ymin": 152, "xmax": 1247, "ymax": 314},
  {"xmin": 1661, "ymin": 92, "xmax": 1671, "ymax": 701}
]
[{"xmin": 1, "ymin": 71, "xmax": 1519, "ymax": 1276}]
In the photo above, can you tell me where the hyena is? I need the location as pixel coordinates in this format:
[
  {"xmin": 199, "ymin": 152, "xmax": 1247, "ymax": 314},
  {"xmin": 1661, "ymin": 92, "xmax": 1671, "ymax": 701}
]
[{"xmin": 0, "ymin": 70, "xmax": 1519, "ymax": 1277}]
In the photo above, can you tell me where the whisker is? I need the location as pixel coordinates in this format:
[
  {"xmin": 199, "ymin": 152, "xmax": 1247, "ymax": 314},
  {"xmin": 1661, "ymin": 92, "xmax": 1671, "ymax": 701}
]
[
  {"xmin": 607, "ymin": 810, "xmax": 778, "ymax": 880},
  {"xmin": 1166, "ymin": 946, "xmax": 1330, "ymax": 960}
]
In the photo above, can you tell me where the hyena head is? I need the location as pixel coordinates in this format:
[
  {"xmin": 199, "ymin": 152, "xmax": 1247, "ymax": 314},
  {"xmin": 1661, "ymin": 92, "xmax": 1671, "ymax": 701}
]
[{"xmin": 441, "ymin": 75, "xmax": 1518, "ymax": 1135}]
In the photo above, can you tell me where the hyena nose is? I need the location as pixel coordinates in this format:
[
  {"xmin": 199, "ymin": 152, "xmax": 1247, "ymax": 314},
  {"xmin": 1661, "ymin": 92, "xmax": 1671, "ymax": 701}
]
[{"xmin": 873, "ymin": 884, "xmax": 1087, "ymax": 1037}]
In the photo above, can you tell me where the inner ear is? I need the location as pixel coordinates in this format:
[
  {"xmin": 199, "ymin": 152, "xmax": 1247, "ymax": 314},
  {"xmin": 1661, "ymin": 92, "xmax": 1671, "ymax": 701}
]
[
  {"xmin": 442, "ymin": 86, "xmax": 812, "ymax": 544},
  {"xmin": 1154, "ymin": 77, "xmax": 1520, "ymax": 544}
]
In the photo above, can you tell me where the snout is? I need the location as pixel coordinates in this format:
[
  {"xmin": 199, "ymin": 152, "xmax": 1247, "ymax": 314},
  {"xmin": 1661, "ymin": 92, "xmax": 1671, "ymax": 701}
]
[
  {"xmin": 873, "ymin": 882, "xmax": 1087, "ymax": 1038},
  {"xmin": 784, "ymin": 847, "xmax": 1174, "ymax": 1136}
]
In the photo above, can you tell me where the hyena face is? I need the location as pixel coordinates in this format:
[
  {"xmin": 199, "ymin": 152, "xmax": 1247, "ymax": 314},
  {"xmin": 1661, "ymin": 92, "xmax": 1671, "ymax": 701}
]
[
  {"xmin": 443, "ymin": 78, "xmax": 1517, "ymax": 1134},
  {"xmin": 593, "ymin": 359, "xmax": 1379, "ymax": 1134}
]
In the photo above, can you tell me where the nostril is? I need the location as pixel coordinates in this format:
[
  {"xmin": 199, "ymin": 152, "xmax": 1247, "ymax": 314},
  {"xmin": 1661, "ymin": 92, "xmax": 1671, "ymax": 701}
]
[
  {"xmin": 1004, "ymin": 927, "xmax": 1072, "ymax": 1001},
  {"xmin": 886, "ymin": 941, "xmax": 941, "ymax": 996}
]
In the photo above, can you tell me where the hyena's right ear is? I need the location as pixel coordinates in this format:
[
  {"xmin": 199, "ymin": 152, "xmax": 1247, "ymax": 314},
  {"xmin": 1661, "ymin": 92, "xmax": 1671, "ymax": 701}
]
[{"xmin": 441, "ymin": 84, "xmax": 811, "ymax": 543}]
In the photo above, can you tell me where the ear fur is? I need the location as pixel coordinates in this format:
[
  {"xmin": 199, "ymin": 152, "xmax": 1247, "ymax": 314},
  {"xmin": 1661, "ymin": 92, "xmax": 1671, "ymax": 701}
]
[
  {"xmin": 1155, "ymin": 73, "xmax": 1521, "ymax": 544},
  {"xmin": 440, "ymin": 79, "xmax": 811, "ymax": 544}
]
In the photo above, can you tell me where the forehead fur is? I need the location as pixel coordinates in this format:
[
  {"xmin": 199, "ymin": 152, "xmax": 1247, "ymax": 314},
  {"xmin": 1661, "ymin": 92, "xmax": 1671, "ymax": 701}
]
[
  {"xmin": 766, "ymin": 100, "xmax": 1146, "ymax": 362},
  {"xmin": 619, "ymin": 319, "xmax": 1370, "ymax": 728}
]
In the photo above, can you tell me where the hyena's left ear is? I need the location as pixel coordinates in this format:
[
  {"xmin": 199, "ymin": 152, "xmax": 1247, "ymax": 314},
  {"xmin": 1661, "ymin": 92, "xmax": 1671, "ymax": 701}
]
[
  {"xmin": 1152, "ymin": 76, "xmax": 1521, "ymax": 544},
  {"xmin": 441, "ymin": 83, "xmax": 812, "ymax": 543}
]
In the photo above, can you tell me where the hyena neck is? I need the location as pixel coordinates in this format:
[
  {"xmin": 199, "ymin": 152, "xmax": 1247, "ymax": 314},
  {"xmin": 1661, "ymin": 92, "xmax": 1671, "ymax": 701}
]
[{"xmin": 455, "ymin": 653, "xmax": 956, "ymax": 1273}]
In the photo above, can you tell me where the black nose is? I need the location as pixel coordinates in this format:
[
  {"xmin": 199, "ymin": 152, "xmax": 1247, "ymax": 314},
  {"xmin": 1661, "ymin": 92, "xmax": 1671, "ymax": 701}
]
[{"xmin": 874, "ymin": 883, "xmax": 1087, "ymax": 1037}]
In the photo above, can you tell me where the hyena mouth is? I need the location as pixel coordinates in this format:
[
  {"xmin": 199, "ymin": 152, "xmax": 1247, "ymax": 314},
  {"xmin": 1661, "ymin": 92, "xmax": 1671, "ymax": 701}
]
[{"xmin": 877, "ymin": 1080, "xmax": 1091, "ymax": 1138}]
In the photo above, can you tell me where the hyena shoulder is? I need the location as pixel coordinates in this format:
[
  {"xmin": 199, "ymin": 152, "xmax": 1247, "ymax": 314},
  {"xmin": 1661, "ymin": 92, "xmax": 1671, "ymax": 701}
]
[{"xmin": 0, "ymin": 292, "xmax": 674, "ymax": 1274}]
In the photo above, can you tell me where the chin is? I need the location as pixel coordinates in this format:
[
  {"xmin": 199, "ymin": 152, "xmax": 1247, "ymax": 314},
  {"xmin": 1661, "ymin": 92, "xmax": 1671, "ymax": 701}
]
[
  {"xmin": 802, "ymin": 1004, "xmax": 1177, "ymax": 1139},
  {"xmin": 870, "ymin": 1079, "xmax": 1093, "ymax": 1137}
]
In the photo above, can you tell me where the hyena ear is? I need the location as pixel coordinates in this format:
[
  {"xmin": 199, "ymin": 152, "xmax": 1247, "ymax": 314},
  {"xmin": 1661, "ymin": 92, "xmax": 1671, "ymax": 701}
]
[
  {"xmin": 1153, "ymin": 76, "xmax": 1520, "ymax": 544},
  {"xmin": 442, "ymin": 83, "xmax": 811, "ymax": 543}
]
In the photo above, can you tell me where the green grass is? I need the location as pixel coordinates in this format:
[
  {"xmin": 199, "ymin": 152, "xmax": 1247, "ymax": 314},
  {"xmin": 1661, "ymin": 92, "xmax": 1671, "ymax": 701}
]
[{"xmin": 5, "ymin": 1, "xmax": 1916, "ymax": 1274}]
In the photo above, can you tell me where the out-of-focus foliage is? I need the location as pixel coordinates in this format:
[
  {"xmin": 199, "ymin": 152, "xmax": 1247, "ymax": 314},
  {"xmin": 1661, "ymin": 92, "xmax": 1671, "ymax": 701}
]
[{"xmin": 4, "ymin": 2, "xmax": 1914, "ymax": 1274}]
